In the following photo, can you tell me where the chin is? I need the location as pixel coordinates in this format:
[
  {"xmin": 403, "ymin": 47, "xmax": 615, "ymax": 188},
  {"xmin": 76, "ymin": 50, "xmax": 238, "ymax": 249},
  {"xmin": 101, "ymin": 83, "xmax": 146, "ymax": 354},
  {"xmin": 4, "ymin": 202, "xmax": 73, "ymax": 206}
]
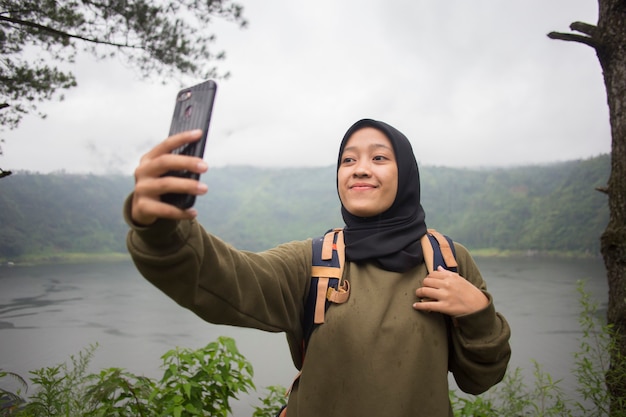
[{"xmin": 346, "ymin": 207, "xmax": 380, "ymax": 218}]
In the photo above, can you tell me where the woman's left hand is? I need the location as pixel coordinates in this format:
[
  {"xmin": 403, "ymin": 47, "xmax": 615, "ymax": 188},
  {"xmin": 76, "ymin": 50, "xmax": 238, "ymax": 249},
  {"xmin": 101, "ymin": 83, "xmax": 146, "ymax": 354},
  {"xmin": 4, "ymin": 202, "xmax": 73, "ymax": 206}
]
[{"xmin": 413, "ymin": 266, "xmax": 489, "ymax": 316}]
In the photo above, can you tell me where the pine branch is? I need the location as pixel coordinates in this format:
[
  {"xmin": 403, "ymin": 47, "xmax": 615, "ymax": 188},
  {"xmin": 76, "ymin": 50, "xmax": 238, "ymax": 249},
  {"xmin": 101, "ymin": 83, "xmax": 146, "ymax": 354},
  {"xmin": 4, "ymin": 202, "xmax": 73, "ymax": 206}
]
[{"xmin": 0, "ymin": 15, "xmax": 141, "ymax": 49}]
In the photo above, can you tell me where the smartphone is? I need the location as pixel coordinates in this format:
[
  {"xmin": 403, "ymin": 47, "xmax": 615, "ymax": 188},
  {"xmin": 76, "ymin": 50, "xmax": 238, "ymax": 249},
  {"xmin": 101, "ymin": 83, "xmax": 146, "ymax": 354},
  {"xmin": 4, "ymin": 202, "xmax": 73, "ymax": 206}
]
[{"xmin": 161, "ymin": 80, "xmax": 217, "ymax": 209}]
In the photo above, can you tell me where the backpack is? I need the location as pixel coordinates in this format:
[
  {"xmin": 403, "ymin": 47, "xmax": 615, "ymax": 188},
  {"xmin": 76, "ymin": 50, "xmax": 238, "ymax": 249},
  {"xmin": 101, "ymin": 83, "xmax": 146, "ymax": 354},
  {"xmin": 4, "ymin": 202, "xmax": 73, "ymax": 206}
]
[{"xmin": 277, "ymin": 228, "xmax": 458, "ymax": 416}]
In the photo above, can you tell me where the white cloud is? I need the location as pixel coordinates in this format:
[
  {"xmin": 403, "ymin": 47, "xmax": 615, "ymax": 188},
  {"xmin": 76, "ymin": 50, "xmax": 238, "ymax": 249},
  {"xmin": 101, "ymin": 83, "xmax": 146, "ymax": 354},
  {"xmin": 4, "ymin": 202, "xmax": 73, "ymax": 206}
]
[{"xmin": 1, "ymin": 0, "xmax": 610, "ymax": 174}]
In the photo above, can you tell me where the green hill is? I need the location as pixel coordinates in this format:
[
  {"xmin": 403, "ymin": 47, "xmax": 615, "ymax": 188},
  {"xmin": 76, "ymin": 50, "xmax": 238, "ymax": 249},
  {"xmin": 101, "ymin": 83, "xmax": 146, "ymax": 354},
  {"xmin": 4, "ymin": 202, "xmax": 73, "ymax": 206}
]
[{"xmin": 0, "ymin": 154, "xmax": 610, "ymax": 262}]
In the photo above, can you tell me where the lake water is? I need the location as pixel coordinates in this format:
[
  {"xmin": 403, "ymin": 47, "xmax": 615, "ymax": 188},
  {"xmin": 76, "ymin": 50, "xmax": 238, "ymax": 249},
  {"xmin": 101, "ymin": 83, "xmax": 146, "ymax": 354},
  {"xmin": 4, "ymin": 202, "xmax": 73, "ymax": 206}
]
[{"xmin": 0, "ymin": 256, "xmax": 608, "ymax": 415}]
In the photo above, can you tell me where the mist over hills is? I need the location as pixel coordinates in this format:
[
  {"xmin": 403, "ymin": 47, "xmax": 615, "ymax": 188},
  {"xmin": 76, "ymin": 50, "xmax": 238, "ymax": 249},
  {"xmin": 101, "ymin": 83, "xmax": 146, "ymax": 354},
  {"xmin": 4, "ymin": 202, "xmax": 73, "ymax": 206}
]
[{"xmin": 0, "ymin": 154, "xmax": 610, "ymax": 261}]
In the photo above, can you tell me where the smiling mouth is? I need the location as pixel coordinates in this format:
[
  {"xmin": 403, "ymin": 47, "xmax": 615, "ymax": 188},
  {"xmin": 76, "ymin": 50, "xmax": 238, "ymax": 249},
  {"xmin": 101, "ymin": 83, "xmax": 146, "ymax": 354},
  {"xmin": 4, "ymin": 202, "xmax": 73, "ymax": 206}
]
[{"xmin": 350, "ymin": 184, "xmax": 377, "ymax": 190}]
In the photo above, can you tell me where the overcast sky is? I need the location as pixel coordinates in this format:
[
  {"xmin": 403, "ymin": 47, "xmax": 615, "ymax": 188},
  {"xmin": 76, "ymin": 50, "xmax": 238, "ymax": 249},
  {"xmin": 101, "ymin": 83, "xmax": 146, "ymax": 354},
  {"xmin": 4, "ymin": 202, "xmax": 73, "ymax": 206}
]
[{"xmin": 1, "ymin": 0, "xmax": 610, "ymax": 175}]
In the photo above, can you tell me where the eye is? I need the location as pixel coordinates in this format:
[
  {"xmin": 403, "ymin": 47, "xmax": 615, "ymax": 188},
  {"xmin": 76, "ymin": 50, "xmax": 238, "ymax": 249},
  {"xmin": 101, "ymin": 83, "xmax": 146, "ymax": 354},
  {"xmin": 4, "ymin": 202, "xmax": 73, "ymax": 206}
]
[
  {"xmin": 373, "ymin": 155, "xmax": 389, "ymax": 161},
  {"xmin": 341, "ymin": 156, "xmax": 356, "ymax": 164}
]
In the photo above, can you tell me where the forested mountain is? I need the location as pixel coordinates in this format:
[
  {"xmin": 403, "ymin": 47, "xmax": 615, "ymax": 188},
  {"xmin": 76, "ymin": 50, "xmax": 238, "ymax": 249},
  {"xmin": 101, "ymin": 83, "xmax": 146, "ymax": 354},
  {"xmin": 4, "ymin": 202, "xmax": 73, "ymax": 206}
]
[{"xmin": 0, "ymin": 154, "xmax": 610, "ymax": 261}]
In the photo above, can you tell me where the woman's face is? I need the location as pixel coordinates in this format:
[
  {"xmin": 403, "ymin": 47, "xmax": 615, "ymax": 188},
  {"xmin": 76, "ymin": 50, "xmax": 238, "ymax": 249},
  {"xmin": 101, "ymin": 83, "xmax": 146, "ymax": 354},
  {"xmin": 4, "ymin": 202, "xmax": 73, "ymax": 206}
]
[{"xmin": 337, "ymin": 127, "xmax": 398, "ymax": 217}]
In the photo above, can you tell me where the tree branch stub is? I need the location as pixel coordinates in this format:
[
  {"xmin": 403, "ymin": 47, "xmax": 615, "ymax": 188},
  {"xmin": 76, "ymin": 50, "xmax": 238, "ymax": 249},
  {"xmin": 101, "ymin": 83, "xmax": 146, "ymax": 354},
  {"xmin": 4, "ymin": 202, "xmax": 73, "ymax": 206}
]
[{"xmin": 547, "ymin": 20, "xmax": 598, "ymax": 49}]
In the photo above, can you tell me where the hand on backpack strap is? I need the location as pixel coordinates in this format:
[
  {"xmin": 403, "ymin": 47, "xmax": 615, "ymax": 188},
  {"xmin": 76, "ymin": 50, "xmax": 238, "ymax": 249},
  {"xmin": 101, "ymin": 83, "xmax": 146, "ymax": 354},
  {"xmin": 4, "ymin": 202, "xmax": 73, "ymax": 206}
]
[{"xmin": 412, "ymin": 266, "xmax": 488, "ymax": 317}]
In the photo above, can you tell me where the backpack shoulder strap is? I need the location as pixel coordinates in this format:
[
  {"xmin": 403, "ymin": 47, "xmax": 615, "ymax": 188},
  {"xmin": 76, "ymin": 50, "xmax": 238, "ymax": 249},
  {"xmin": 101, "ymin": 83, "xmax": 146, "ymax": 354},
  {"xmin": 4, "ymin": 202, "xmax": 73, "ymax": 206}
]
[
  {"xmin": 420, "ymin": 228, "xmax": 458, "ymax": 273},
  {"xmin": 287, "ymin": 229, "xmax": 349, "ymax": 404},
  {"xmin": 302, "ymin": 228, "xmax": 350, "ymax": 354}
]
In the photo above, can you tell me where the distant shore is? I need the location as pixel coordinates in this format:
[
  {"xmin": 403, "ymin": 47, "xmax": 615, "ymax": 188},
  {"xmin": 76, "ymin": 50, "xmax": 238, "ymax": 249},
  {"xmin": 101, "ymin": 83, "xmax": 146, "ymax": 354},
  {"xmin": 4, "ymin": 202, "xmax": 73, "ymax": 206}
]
[
  {"xmin": 470, "ymin": 248, "xmax": 603, "ymax": 260},
  {"xmin": 1, "ymin": 248, "xmax": 602, "ymax": 267},
  {"xmin": 1, "ymin": 252, "xmax": 131, "ymax": 267}
]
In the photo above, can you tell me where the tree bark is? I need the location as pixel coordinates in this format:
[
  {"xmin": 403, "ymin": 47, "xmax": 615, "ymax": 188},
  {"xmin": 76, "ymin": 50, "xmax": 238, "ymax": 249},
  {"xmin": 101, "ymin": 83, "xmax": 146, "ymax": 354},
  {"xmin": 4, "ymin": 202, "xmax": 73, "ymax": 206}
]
[
  {"xmin": 596, "ymin": 2, "xmax": 626, "ymax": 410},
  {"xmin": 550, "ymin": 0, "xmax": 626, "ymax": 412}
]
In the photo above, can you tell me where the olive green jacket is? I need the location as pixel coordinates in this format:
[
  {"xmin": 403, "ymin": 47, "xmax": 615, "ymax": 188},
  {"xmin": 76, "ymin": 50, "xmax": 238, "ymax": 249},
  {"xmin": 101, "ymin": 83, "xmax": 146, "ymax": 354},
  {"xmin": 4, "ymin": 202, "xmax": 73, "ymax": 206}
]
[{"xmin": 124, "ymin": 198, "xmax": 511, "ymax": 417}]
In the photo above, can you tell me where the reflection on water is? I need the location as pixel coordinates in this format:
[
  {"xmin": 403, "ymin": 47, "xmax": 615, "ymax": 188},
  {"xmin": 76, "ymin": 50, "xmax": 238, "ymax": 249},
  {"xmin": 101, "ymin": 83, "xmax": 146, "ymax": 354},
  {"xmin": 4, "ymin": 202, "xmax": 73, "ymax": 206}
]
[
  {"xmin": 0, "ymin": 278, "xmax": 83, "ymax": 330},
  {"xmin": 0, "ymin": 256, "xmax": 608, "ymax": 415}
]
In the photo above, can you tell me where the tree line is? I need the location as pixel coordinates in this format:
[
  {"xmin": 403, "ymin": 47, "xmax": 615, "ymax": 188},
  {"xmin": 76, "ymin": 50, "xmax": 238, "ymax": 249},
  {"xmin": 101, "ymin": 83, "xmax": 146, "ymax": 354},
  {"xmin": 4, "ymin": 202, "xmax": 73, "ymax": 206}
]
[{"xmin": 0, "ymin": 154, "xmax": 609, "ymax": 262}]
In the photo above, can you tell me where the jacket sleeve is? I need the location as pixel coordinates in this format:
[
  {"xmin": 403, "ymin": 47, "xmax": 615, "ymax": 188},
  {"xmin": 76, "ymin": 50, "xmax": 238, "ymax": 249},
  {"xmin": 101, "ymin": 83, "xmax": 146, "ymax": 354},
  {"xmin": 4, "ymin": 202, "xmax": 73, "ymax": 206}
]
[
  {"xmin": 448, "ymin": 243, "xmax": 512, "ymax": 395},
  {"xmin": 123, "ymin": 194, "xmax": 312, "ymax": 339}
]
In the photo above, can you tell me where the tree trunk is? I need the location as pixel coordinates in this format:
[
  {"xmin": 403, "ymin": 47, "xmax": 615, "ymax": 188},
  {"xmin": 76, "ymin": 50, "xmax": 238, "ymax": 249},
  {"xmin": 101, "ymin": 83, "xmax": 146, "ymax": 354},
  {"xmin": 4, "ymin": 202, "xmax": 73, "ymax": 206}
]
[
  {"xmin": 597, "ymin": 1, "xmax": 626, "ymax": 411},
  {"xmin": 549, "ymin": 0, "xmax": 626, "ymax": 413}
]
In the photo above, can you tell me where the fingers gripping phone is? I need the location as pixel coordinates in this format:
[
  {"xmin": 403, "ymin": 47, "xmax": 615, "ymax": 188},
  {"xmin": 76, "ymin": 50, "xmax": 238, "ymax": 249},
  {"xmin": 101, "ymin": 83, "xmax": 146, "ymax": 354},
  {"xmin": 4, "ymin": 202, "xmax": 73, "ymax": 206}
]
[{"xmin": 161, "ymin": 80, "xmax": 217, "ymax": 209}]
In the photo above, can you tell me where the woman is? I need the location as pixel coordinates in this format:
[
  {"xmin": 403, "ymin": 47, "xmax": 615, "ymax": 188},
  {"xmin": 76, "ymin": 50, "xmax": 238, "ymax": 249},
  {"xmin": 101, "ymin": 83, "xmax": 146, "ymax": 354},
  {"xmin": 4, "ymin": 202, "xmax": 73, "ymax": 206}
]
[{"xmin": 125, "ymin": 119, "xmax": 511, "ymax": 416}]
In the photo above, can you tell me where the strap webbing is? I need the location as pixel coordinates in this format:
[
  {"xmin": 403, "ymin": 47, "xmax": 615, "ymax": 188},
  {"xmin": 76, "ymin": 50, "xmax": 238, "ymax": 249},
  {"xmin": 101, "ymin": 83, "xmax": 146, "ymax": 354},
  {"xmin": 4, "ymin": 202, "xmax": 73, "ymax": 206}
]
[
  {"xmin": 428, "ymin": 229, "xmax": 458, "ymax": 268},
  {"xmin": 314, "ymin": 278, "xmax": 329, "ymax": 324}
]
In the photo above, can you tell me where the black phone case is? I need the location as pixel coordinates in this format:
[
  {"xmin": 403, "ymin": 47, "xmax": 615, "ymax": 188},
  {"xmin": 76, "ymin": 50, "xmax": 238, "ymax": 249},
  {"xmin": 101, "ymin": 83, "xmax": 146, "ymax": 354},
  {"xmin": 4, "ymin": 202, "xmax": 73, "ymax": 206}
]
[{"xmin": 161, "ymin": 80, "xmax": 217, "ymax": 209}]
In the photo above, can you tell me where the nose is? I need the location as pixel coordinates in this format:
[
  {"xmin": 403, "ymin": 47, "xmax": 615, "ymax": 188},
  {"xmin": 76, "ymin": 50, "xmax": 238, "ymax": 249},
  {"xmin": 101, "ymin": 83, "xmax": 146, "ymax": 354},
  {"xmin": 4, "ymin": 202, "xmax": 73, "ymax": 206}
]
[{"xmin": 353, "ymin": 160, "xmax": 371, "ymax": 177}]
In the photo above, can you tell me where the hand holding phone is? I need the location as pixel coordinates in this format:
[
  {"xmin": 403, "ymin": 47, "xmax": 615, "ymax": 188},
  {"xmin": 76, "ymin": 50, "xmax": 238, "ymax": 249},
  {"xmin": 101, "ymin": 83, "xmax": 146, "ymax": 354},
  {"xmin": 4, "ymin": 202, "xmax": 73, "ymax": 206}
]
[{"xmin": 161, "ymin": 80, "xmax": 217, "ymax": 209}]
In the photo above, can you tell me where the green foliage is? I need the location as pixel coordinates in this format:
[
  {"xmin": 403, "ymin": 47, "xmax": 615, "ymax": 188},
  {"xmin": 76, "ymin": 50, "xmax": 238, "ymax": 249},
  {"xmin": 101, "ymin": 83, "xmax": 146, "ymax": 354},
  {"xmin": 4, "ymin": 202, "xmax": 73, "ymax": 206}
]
[
  {"xmin": 422, "ymin": 156, "xmax": 610, "ymax": 255},
  {"xmin": 153, "ymin": 337, "xmax": 254, "ymax": 417},
  {"xmin": 449, "ymin": 390, "xmax": 495, "ymax": 417},
  {"xmin": 0, "ymin": 155, "xmax": 609, "ymax": 261},
  {"xmin": 0, "ymin": 337, "xmax": 255, "ymax": 417},
  {"xmin": 573, "ymin": 281, "xmax": 626, "ymax": 417},
  {"xmin": 17, "ymin": 343, "xmax": 97, "ymax": 416},
  {"xmin": 0, "ymin": 0, "xmax": 247, "ymax": 138},
  {"xmin": 252, "ymin": 385, "xmax": 287, "ymax": 417},
  {"xmin": 573, "ymin": 281, "xmax": 611, "ymax": 416},
  {"xmin": 0, "ymin": 174, "xmax": 130, "ymax": 260},
  {"xmin": 0, "ymin": 370, "xmax": 27, "ymax": 416},
  {"xmin": 198, "ymin": 166, "xmax": 343, "ymax": 251},
  {"xmin": 450, "ymin": 363, "xmax": 571, "ymax": 417},
  {"xmin": 83, "ymin": 368, "xmax": 156, "ymax": 416},
  {"xmin": 82, "ymin": 338, "xmax": 256, "ymax": 417}
]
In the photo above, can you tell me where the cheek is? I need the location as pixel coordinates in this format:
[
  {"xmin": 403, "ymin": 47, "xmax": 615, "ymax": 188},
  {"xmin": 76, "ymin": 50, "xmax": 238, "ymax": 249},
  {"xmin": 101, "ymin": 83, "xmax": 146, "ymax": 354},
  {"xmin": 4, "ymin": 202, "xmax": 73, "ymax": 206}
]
[
  {"xmin": 336, "ymin": 171, "xmax": 347, "ymax": 204},
  {"xmin": 384, "ymin": 177, "xmax": 399, "ymax": 207}
]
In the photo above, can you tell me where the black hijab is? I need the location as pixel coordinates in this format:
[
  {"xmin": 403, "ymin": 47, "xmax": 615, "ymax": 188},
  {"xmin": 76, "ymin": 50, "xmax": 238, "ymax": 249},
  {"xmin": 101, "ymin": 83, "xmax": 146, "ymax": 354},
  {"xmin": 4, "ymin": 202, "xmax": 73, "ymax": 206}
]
[{"xmin": 337, "ymin": 119, "xmax": 428, "ymax": 273}]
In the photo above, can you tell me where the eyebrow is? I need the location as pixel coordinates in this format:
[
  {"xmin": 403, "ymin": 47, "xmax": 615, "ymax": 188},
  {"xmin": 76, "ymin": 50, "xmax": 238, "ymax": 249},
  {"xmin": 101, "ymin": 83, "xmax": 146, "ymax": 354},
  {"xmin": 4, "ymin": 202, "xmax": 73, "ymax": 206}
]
[{"xmin": 342, "ymin": 143, "xmax": 394, "ymax": 153}]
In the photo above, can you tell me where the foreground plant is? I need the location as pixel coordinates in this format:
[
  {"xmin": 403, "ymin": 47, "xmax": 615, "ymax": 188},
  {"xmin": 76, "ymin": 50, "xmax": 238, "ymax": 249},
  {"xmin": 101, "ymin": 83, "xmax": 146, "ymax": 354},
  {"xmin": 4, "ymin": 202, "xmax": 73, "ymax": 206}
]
[
  {"xmin": 1, "ymin": 337, "xmax": 255, "ymax": 417},
  {"xmin": 151, "ymin": 337, "xmax": 255, "ymax": 417},
  {"xmin": 16, "ymin": 344, "xmax": 97, "ymax": 416},
  {"xmin": 252, "ymin": 385, "xmax": 287, "ymax": 417},
  {"xmin": 573, "ymin": 281, "xmax": 626, "ymax": 417},
  {"xmin": 0, "ymin": 370, "xmax": 28, "ymax": 416}
]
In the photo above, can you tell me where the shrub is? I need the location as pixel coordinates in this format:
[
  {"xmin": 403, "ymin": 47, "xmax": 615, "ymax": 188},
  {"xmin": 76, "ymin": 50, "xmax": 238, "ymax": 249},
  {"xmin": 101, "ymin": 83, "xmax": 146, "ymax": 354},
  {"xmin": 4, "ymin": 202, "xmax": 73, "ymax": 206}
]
[{"xmin": 0, "ymin": 337, "xmax": 255, "ymax": 417}]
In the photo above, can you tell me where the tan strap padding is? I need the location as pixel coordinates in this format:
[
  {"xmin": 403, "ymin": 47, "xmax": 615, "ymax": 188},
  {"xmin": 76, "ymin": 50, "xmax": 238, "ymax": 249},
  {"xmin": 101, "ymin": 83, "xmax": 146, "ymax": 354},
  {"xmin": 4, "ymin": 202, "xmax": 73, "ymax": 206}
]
[
  {"xmin": 321, "ymin": 230, "xmax": 335, "ymax": 260},
  {"xmin": 327, "ymin": 229, "xmax": 348, "ymax": 304},
  {"xmin": 427, "ymin": 229, "xmax": 458, "ymax": 268},
  {"xmin": 327, "ymin": 280, "xmax": 350, "ymax": 304},
  {"xmin": 421, "ymin": 234, "xmax": 435, "ymax": 274},
  {"xmin": 311, "ymin": 265, "xmax": 343, "ymax": 279},
  {"xmin": 314, "ymin": 277, "xmax": 329, "ymax": 324}
]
